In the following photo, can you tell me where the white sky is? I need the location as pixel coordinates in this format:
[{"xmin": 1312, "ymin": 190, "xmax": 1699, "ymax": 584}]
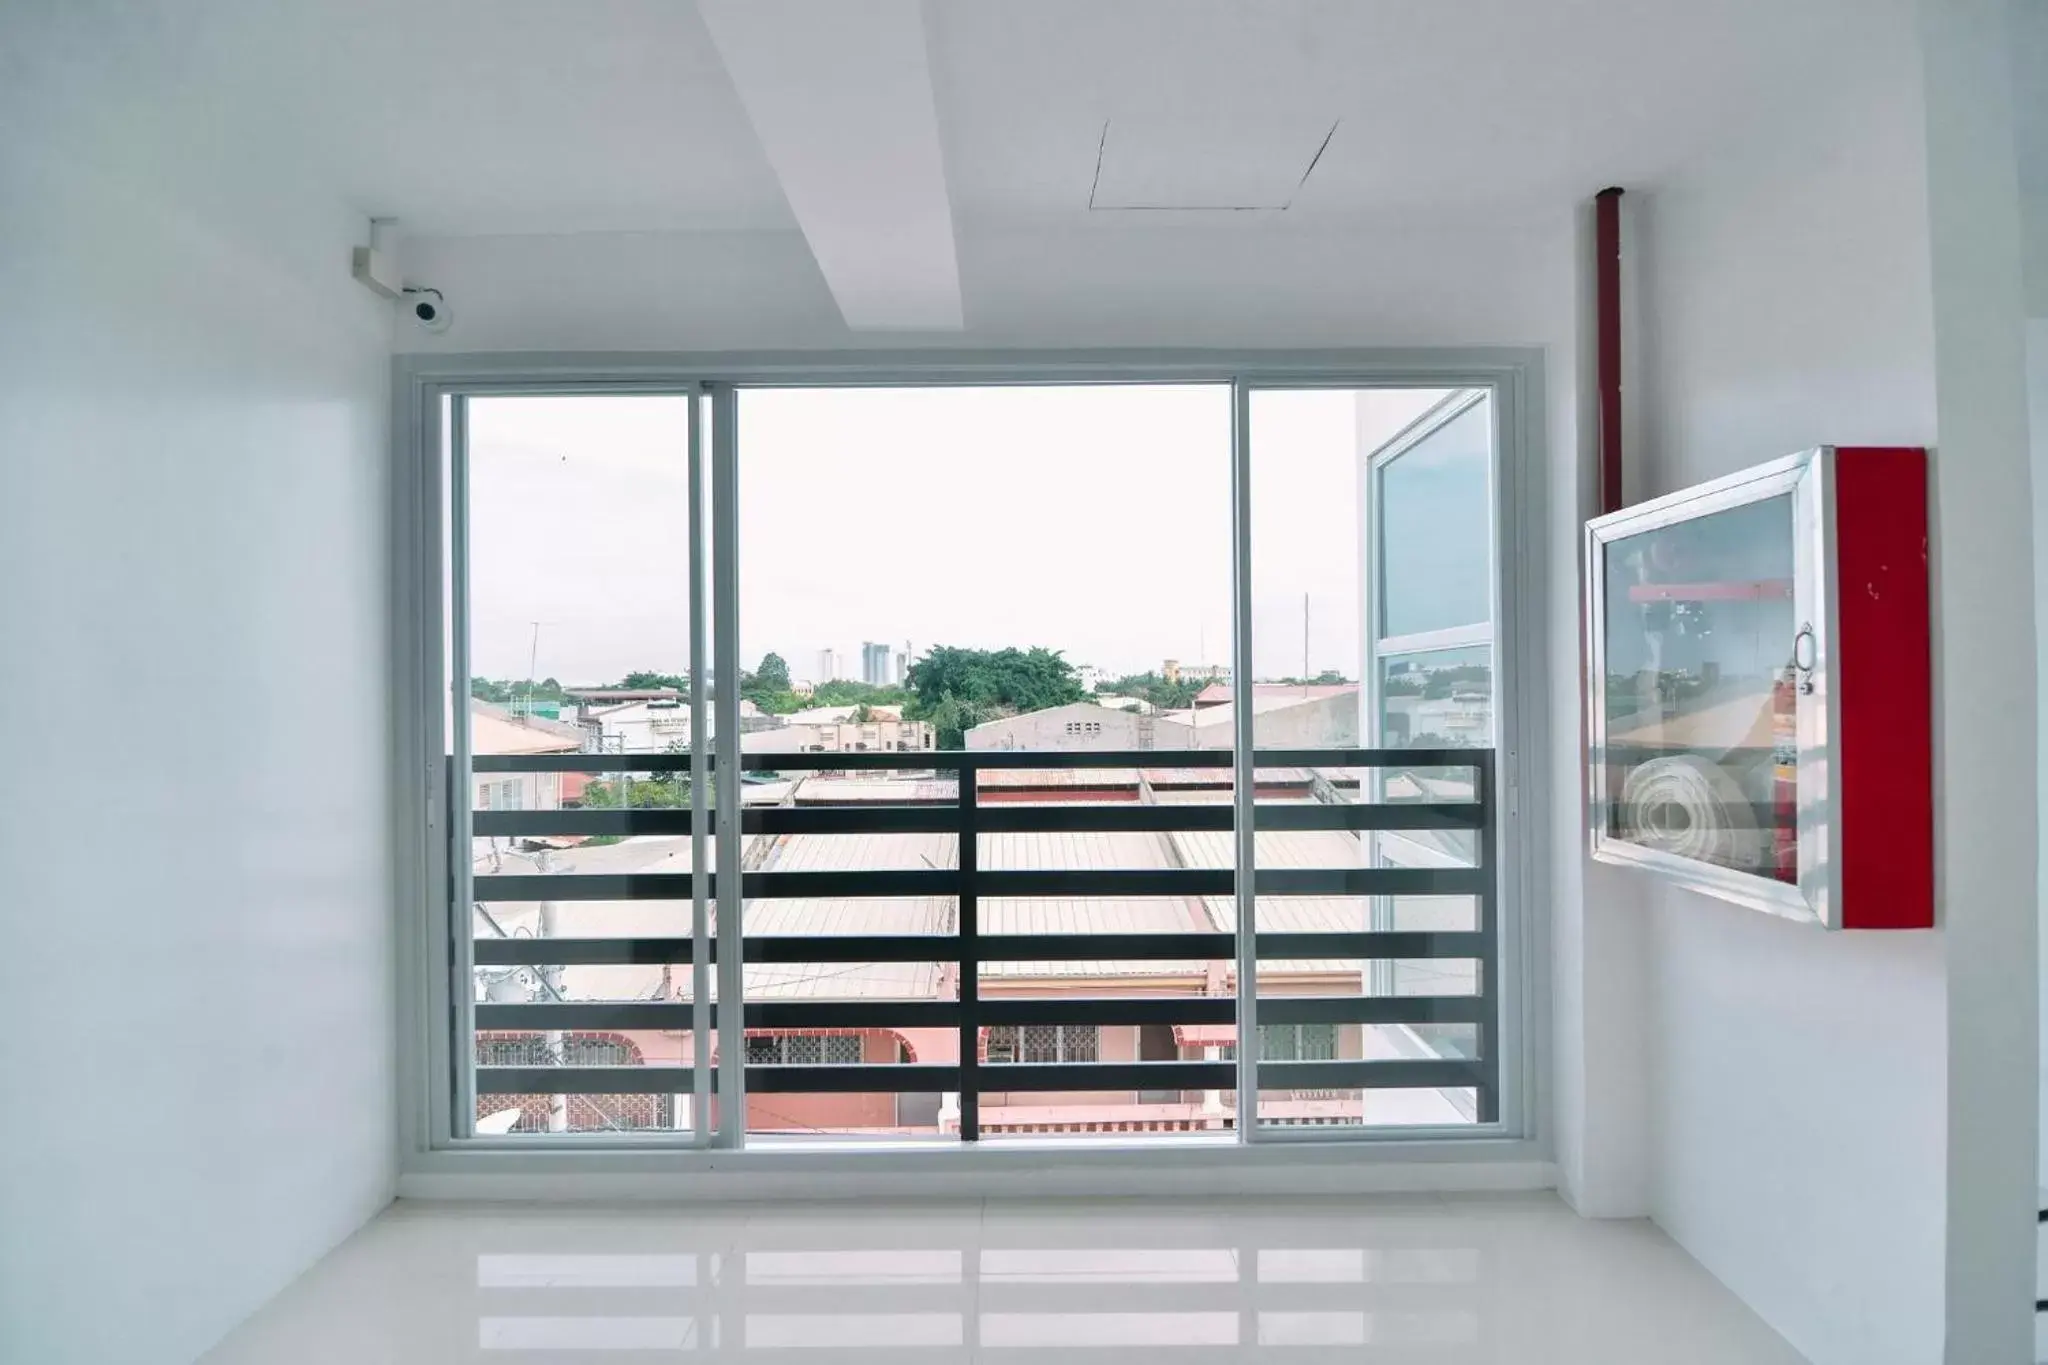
[{"xmin": 464, "ymin": 385, "xmax": 1464, "ymax": 685}]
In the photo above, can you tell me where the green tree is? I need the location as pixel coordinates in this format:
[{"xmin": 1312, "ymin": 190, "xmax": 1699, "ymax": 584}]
[
  {"xmin": 915, "ymin": 693, "xmax": 1001, "ymax": 749},
  {"xmin": 809, "ymin": 679, "xmax": 908, "ymax": 708},
  {"xmin": 738, "ymin": 652, "xmax": 805, "ymax": 713},
  {"xmin": 616, "ymin": 670, "xmax": 689, "ymax": 692},
  {"xmin": 579, "ymin": 777, "xmax": 691, "ymax": 809},
  {"xmin": 1101, "ymin": 671, "xmax": 1202, "ymax": 711},
  {"xmin": 752, "ymin": 652, "xmax": 791, "ymax": 693},
  {"xmin": 905, "ymin": 645, "xmax": 1084, "ymax": 713},
  {"xmin": 472, "ymin": 676, "xmax": 567, "ymax": 705},
  {"xmin": 900, "ymin": 646, "xmax": 1084, "ymax": 746}
]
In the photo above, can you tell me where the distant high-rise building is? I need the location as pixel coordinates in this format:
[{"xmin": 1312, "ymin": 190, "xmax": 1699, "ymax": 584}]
[
  {"xmin": 893, "ymin": 650, "xmax": 910, "ymax": 686},
  {"xmin": 861, "ymin": 642, "xmax": 891, "ymax": 686},
  {"xmin": 815, "ymin": 648, "xmax": 840, "ymax": 683}
]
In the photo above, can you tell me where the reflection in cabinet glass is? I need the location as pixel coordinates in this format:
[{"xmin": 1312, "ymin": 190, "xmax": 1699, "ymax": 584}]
[{"xmin": 1599, "ymin": 494, "xmax": 1798, "ymax": 884}]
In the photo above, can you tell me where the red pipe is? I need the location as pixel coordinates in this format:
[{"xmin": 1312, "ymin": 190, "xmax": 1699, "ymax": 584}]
[{"xmin": 1595, "ymin": 187, "xmax": 1624, "ymax": 514}]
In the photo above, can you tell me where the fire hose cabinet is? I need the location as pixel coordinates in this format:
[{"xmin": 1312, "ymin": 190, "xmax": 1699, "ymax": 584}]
[{"xmin": 1585, "ymin": 447, "xmax": 1931, "ymax": 928}]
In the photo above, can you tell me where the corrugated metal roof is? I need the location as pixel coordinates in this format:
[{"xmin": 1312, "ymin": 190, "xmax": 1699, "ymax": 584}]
[
  {"xmin": 731, "ymin": 831, "xmax": 953, "ymax": 1000},
  {"xmin": 472, "ymin": 815, "xmax": 1395, "ymax": 1007},
  {"xmin": 1173, "ymin": 827, "xmax": 1365, "ymax": 975},
  {"xmin": 791, "ymin": 778, "xmax": 958, "ymax": 804},
  {"xmin": 471, "ymin": 699, "xmax": 586, "ymax": 755},
  {"xmin": 1169, "ymin": 827, "xmax": 1479, "ymax": 991},
  {"xmin": 978, "ymin": 768, "xmax": 1141, "ymax": 790},
  {"xmin": 981, "ymin": 829, "xmax": 1220, "ymax": 979},
  {"xmin": 1140, "ymin": 770, "xmax": 1317, "ymax": 792},
  {"xmin": 1195, "ymin": 683, "xmax": 1357, "ymax": 706}
]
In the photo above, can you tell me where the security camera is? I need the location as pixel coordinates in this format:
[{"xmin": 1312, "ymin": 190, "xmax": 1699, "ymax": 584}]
[{"xmin": 405, "ymin": 286, "xmax": 452, "ymax": 334}]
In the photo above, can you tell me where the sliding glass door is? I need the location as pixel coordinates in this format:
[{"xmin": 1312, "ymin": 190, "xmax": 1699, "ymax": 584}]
[
  {"xmin": 435, "ymin": 371, "xmax": 1511, "ymax": 1148},
  {"xmin": 1241, "ymin": 387, "xmax": 1498, "ymax": 1132},
  {"xmin": 452, "ymin": 391, "xmax": 714, "ymax": 1142}
]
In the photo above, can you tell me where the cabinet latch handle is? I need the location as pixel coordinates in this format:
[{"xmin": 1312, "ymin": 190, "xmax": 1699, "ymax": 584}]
[{"xmin": 1791, "ymin": 623, "xmax": 1817, "ymax": 695}]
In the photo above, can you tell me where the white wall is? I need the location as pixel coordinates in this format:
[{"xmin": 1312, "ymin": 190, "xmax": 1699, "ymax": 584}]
[
  {"xmin": 0, "ymin": 11, "xmax": 399, "ymax": 1363},
  {"xmin": 1625, "ymin": 3, "xmax": 2035, "ymax": 1361},
  {"xmin": 2017, "ymin": 0, "xmax": 2048, "ymax": 1209},
  {"xmin": 2034, "ymin": 317, "xmax": 2048, "ymax": 1197},
  {"xmin": 1920, "ymin": 6, "xmax": 2036, "ymax": 1357},
  {"xmin": 394, "ymin": 213, "xmax": 1573, "ymax": 354}
]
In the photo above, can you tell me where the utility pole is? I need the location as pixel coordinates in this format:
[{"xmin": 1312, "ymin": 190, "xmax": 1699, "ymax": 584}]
[
  {"xmin": 521, "ymin": 621, "xmax": 541, "ymax": 716},
  {"xmin": 535, "ymin": 847, "xmax": 568, "ymax": 1132}
]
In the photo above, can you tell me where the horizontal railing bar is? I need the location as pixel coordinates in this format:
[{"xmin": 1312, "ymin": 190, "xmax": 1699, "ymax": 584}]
[
  {"xmin": 981, "ymin": 1061, "xmax": 1233, "ymax": 1091},
  {"xmin": 474, "ymin": 869, "xmax": 966, "ymax": 901},
  {"xmin": 476, "ymin": 1065, "xmax": 961, "ymax": 1096},
  {"xmin": 473, "ymin": 801, "xmax": 1487, "ymax": 841},
  {"xmin": 475, "ymin": 1057, "xmax": 1487, "ymax": 1096},
  {"xmin": 1254, "ymin": 747, "xmax": 1482, "ymax": 770},
  {"xmin": 474, "ymin": 937, "xmax": 695, "ymax": 966},
  {"xmin": 475, "ymin": 1000, "xmax": 966, "ymax": 1031},
  {"xmin": 474, "ymin": 753, "xmax": 699, "ymax": 774},
  {"xmin": 473, "ymin": 866, "xmax": 1486, "ymax": 902},
  {"xmin": 474, "ymin": 807, "xmax": 967, "ymax": 838},
  {"xmin": 475, "ymin": 809, "xmax": 695, "ymax": 838},
  {"xmin": 1256, "ymin": 1058, "xmax": 1487, "ymax": 1090},
  {"xmin": 979, "ymin": 997, "xmax": 1235, "ymax": 1026},
  {"xmin": 1255, "ymin": 867, "xmax": 1488, "ymax": 895},
  {"xmin": 1252, "ymin": 803, "xmax": 1482, "ymax": 831},
  {"xmin": 750, "ymin": 806, "xmax": 957, "ymax": 834},
  {"xmin": 735, "ymin": 751, "xmax": 959, "ymax": 772},
  {"xmin": 474, "ymin": 873, "xmax": 691, "ymax": 902},
  {"xmin": 474, "ymin": 936, "xmax": 936, "ymax": 966},
  {"xmin": 1255, "ymin": 994, "xmax": 1487, "ymax": 1026},
  {"xmin": 468, "ymin": 747, "xmax": 1491, "ymax": 775},
  {"xmin": 1254, "ymin": 930, "xmax": 1487, "ymax": 959},
  {"xmin": 978, "ymin": 868, "xmax": 1232, "ymax": 897},
  {"xmin": 471, "ymin": 930, "xmax": 1488, "ymax": 968},
  {"xmin": 744, "ymin": 1064, "xmax": 960, "ymax": 1094},
  {"xmin": 472, "ymin": 995, "xmax": 1482, "ymax": 1033},
  {"xmin": 976, "ymin": 805, "xmax": 1233, "ymax": 833},
  {"xmin": 749, "ymin": 869, "xmax": 960, "ymax": 899},
  {"xmin": 741, "ymin": 935, "xmax": 952, "ymax": 964}
]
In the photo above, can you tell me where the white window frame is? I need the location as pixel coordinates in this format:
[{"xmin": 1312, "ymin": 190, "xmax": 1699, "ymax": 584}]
[
  {"xmin": 391, "ymin": 349, "xmax": 1549, "ymax": 1195},
  {"xmin": 1357, "ymin": 390, "xmax": 1496, "ymax": 1002}
]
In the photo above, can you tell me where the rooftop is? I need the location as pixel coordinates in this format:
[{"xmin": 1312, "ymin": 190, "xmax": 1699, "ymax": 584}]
[
  {"xmin": 1194, "ymin": 682, "xmax": 1357, "ymax": 708},
  {"xmin": 470, "ymin": 699, "xmax": 586, "ymax": 756},
  {"xmin": 563, "ymin": 687, "xmax": 682, "ymax": 702}
]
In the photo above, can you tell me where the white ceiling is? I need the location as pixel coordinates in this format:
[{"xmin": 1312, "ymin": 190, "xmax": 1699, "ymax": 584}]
[{"xmin": 9, "ymin": 0, "xmax": 1917, "ymax": 327}]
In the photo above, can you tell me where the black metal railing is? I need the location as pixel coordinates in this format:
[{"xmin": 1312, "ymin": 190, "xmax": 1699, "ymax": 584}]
[{"xmin": 463, "ymin": 746, "xmax": 1498, "ymax": 1138}]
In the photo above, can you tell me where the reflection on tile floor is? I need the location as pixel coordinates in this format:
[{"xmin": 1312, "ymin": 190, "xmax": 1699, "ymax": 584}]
[{"xmin": 201, "ymin": 1193, "xmax": 1807, "ymax": 1363}]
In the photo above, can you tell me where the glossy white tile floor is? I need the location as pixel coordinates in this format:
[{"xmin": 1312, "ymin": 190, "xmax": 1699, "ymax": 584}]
[{"xmin": 201, "ymin": 1193, "xmax": 1807, "ymax": 1363}]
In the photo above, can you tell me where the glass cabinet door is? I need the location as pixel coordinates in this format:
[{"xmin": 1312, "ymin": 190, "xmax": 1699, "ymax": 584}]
[{"xmin": 1597, "ymin": 494, "xmax": 1800, "ymax": 883}]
